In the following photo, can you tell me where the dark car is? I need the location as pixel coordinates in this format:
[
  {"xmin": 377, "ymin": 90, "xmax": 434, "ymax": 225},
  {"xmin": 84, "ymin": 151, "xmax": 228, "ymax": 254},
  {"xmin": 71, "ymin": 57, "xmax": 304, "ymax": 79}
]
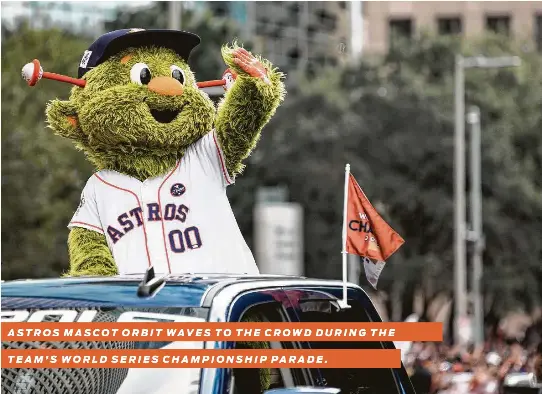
[{"xmin": 1, "ymin": 274, "xmax": 416, "ymax": 394}]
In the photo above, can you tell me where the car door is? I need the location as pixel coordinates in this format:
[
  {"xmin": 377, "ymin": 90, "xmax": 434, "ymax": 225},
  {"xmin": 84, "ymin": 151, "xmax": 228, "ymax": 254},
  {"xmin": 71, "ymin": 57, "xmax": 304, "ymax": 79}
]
[
  {"xmin": 213, "ymin": 286, "xmax": 315, "ymax": 394},
  {"xmin": 281, "ymin": 285, "xmax": 416, "ymax": 394}
]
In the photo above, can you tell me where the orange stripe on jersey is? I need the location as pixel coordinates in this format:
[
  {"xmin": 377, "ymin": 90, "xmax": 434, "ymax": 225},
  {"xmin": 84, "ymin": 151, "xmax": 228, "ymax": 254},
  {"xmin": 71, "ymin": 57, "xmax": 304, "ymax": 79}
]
[
  {"xmin": 157, "ymin": 161, "xmax": 181, "ymax": 274},
  {"xmin": 69, "ymin": 221, "xmax": 104, "ymax": 233}
]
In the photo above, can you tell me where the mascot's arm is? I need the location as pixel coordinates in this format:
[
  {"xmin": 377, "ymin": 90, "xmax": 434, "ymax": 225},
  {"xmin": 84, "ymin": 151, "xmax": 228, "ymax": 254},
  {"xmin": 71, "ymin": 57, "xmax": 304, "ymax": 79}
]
[
  {"xmin": 64, "ymin": 228, "xmax": 118, "ymax": 277},
  {"xmin": 215, "ymin": 43, "xmax": 286, "ymax": 178}
]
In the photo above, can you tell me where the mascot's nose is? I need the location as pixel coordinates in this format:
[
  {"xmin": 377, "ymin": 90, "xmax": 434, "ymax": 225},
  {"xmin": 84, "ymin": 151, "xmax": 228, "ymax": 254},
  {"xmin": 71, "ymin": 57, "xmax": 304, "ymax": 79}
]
[{"xmin": 147, "ymin": 76, "xmax": 184, "ymax": 96}]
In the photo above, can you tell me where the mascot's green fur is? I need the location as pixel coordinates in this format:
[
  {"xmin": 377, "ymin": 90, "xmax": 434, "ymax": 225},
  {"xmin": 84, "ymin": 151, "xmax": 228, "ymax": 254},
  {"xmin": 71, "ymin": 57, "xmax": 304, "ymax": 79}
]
[
  {"xmin": 237, "ymin": 314, "xmax": 273, "ymax": 392},
  {"xmin": 45, "ymin": 31, "xmax": 285, "ymax": 277}
]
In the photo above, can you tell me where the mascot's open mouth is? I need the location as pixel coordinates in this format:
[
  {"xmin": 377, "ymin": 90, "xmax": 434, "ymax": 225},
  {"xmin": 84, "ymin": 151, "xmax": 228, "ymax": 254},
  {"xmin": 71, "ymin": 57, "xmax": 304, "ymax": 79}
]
[{"xmin": 150, "ymin": 108, "xmax": 180, "ymax": 124}]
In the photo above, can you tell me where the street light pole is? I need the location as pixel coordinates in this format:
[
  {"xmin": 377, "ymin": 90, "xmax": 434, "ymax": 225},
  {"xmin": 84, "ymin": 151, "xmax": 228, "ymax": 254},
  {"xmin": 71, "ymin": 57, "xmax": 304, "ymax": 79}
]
[
  {"xmin": 454, "ymin": 54, "xmax": 467, "ymax": 346},
  {"xmin": 348, "ymin": 254, "xmax": 361, "ymax": 285},
  {"xmin": 168, "ymin": 2, "xmax": 182, "ymax": 30},
  {"xmin": 467, "ymin": 105, "xmax": 484, "ymax": 346},
  {"xmin": 453, "ymin": 54, "xmax": 521, "ymax": 346}
]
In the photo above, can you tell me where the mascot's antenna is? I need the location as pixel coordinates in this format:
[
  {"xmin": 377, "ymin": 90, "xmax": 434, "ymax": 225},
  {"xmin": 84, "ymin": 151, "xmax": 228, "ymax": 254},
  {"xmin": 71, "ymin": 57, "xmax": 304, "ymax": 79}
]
[{"xmin": 21, "ymin": 59, "xmax": 227, "ymax": 90}]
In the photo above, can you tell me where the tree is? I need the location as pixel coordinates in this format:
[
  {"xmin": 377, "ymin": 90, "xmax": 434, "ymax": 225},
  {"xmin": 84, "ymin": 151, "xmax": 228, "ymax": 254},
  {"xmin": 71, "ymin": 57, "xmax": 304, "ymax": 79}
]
[
  {"xmin": 1, "ymin": 26, "xmax": 94, "ymax": 279},
  {"xmin": 230, "ymin": 32, "xmax": 542, "ymax": 319},
  {"xmin": 377, "ymin": 33, "xmax": 542, "ymax": 315}
]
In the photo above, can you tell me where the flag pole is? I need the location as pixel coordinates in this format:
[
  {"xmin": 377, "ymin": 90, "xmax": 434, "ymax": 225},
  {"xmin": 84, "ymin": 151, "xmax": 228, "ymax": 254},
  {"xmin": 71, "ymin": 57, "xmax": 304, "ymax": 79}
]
[{"xmin": 338, "ymin": 163, "xmax": 351, "ymax": 309}]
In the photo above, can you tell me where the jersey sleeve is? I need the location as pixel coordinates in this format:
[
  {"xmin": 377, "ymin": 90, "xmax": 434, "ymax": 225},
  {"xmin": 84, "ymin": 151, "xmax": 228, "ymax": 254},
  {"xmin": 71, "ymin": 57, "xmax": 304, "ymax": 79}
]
[
  {"xmin": 193, "ymin": 130, "xmax": 235, "ymax": 188},
  {"xmin": 68, "ymin": 176, "xmax": 104, "ymax": 235}
]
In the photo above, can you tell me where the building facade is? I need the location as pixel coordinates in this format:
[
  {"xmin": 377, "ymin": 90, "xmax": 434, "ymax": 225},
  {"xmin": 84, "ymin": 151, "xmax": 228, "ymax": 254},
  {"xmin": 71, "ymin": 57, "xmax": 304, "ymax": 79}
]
[
  {"xmin": 362, "ymin": 1, "xmax": 542, "ymax": 54},
  {"xmin": 199, "ymin": 2, "xmax": 353, "ymax": 78},
  {"xmin": 248, "ymin": 2, "xmax": 351, "ymax": 75},
  {"xmin": 193, "ymin": 1, "xmax": 251, "ymax": 37},
  {"xmin": 197, "ymin": 1, "xmax": 542, "ymax": 75}
]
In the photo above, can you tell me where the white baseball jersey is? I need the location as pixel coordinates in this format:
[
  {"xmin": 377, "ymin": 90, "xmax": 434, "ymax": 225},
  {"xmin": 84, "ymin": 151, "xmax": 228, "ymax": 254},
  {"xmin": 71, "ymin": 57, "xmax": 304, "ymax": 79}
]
[{"xmin": 68, "ymin": 130, "xmax": 259, "ymax": 276}]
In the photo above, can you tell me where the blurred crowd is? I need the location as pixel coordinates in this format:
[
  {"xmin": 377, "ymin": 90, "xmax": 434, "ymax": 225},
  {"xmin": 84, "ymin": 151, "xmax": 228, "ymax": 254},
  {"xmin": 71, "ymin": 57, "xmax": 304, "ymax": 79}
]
[{"xmin": 405, "ymin": 334, "xmax": 542, "ymax": 393}]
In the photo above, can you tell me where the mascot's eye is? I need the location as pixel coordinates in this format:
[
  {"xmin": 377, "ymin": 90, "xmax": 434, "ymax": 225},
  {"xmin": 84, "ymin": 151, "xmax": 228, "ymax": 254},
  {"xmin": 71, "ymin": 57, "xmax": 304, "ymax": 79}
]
[
  {"xmin": 130, "ymin": 63, "xmax": 152, "ymax": 85},
  {"xmin": 170, "ymin": 65, "xmax": 185, "ymax": 85}
]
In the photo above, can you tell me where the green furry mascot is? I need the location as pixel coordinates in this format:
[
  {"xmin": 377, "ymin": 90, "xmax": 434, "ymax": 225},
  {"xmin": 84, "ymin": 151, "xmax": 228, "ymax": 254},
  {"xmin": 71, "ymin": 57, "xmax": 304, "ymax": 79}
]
[
  {"xmin": 236, "ymin": 314, "xmax": 272, "ymax": 393},
  {"xmin": 37, "ymin": 29, "xmax": 285, "ymax": 277}
]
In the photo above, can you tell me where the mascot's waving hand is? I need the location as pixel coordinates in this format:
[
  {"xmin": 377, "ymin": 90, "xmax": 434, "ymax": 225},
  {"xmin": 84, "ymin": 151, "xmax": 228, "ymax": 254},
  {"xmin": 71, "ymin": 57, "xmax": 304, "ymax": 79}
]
[{"xmin": 24, "ymin": 29, "xmax": 285, "ymax": 276}]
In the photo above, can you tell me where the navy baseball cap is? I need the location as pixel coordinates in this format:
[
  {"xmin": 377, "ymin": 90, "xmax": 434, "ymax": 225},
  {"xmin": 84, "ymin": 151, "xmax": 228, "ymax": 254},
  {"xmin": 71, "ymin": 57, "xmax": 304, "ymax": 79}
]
[{"xmin": 77, "ymin": 28, "xmax": 201, "ymax": 79}]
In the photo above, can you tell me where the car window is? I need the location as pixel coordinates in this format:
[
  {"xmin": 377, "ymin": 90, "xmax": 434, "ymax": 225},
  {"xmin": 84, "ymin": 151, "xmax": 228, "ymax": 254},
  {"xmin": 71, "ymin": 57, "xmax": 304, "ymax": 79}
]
[
  {"xmin": 297, "ymin": 298, "xmax": 402, "ymax": 394},
  {"xmin": 231, "ymin": 302, "xmax": 307, "ymax": 394}
]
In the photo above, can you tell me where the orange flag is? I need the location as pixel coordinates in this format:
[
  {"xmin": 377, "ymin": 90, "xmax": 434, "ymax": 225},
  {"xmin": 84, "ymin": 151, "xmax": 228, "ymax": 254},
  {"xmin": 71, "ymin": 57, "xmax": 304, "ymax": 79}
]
[{"xmin": 345, "ymin": 174, "xmax": 404, "ymax": 261}]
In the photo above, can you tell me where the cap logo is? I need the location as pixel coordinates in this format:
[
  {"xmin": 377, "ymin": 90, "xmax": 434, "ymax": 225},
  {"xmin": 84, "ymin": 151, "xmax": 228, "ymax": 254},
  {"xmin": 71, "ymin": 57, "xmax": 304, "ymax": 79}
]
[{"xmin": 80, "ymin": 50, "xmax": 92, "ymax": 68}]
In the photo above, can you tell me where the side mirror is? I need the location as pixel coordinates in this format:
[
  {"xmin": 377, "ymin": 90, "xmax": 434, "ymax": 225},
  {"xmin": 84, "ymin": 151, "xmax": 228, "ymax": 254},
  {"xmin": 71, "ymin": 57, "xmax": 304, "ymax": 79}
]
[{"xmin": 264, "ymin": 388, "xmax": 341, "ymax": 394}]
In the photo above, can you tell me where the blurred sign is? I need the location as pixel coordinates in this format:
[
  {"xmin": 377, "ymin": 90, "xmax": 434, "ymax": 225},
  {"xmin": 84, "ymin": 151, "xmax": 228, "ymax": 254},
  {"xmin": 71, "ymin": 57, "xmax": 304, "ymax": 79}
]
[
  {"xmin": 254, "ymin": 202, "xmax": 303, "ymax": 276},
  {"xmin": 256, "ymin": 186, "xmax": 289, "ymax": 204}
]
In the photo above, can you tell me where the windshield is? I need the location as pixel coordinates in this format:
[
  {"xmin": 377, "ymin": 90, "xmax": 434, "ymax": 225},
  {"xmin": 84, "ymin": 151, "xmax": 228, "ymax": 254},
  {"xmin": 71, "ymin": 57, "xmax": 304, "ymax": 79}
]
[{"xmin": 1, "ymin": 305, "xmax": 208, "ymax": 394}]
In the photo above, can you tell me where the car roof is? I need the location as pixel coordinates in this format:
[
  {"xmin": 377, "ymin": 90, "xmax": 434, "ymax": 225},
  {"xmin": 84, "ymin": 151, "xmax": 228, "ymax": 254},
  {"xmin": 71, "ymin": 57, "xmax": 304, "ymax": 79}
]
[{"xmin": 1, "ymin": 274, "xmax": 357, "ymax": 308}]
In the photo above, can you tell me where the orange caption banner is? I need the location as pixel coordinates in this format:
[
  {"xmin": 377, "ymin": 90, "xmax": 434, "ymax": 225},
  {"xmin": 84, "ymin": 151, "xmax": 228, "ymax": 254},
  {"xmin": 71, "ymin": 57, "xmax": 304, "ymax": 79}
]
[
  {"xmin": 1, "ymin": 322, "xmax": 442, "ymax": 342},
  {"xmin": 2, "ymin": 349, "xmax": 401, "ymax": 369}
]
